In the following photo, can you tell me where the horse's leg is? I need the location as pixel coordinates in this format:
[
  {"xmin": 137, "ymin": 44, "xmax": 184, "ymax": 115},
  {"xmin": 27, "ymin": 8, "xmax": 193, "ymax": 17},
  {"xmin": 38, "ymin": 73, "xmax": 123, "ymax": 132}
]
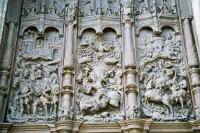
[
  {"xmin": 32, "ymin": 100, "xmax": 38, "ymax": 115},
  {"xmin": 27, "ymin": 103, "xmax": 30, "ymax": 115},
  {"xmin": 144, "ymin": 97, "xmax": 149, "ymax": 106},
  {"xmin": 44, "ymin": 103, "xmax": 48, "ymax": 117},
  {"xmin": 179, "ymin": 97, "xmax": 184, "ymax": 108},
  {"xmin": 163, "ymin": 100, "xmax": 172, "ymax": 115},
  {"xmin": 19, "ymin": 100, "xmax": 24, "ymax": 116}
]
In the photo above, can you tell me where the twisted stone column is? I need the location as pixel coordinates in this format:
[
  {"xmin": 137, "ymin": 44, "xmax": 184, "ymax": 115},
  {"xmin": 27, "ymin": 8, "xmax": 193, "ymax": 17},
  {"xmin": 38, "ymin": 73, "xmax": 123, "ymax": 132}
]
[
  {"xmin": 183, "ymin": 18, "xmax": 200, "ymax": 119},
  {"xmin": 0, "ymin": 22, "xmax": 15, "ymax": 122},
  {"xmin": 123, "ymin": 4, "xmax": 139, "ymax": 120}
]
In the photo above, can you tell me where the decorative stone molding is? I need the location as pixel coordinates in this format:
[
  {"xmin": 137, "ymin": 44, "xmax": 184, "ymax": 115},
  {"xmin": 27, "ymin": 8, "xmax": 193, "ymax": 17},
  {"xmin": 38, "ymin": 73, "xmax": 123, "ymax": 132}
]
[{"xmin": 0, "ymin": 123, "xmax": 12, "ymax": 133}]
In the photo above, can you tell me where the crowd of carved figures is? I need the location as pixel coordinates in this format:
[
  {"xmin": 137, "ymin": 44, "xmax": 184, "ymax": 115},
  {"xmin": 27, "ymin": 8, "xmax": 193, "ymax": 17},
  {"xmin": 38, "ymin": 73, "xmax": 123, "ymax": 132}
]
[
  {"xmin": 76, "ymin": 30, "xmax": 123, "ymax": 122},
  {"xmin": 22, "ymin": 0, "xmax": 121, "ymax": 19},
  {"xmin": 22, "ymin": 0, "xmax": 67, "ymax": 17},
  {"xmin": 138, "ymin": 27, "xmax": 193, "ymax": 121},
  {"xmin": 134, "ymin": 0, "xmax": 176, "ymax": 18},
  {"xmin": 79, "ymin": 0, "xmax": 121, "ymax": 17},
  {"xmin": 4, "ymin": 0, "xmax": 196, "ymax": 124},
  {"xmin": 7, "ymin": 27, "xmax": 63, "ymax": 122}
]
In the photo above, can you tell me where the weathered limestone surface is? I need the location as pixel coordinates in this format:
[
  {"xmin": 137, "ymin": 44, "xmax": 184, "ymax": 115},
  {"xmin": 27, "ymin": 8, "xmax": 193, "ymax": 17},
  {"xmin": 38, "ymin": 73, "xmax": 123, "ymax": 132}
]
[{"xmin": 0, "ymin": 0, "xmax": 200, "ymax": 132}]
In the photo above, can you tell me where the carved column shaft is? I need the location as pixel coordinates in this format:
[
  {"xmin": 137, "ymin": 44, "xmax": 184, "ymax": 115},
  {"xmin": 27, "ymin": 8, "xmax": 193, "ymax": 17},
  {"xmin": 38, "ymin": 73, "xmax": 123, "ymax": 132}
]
[
  {"xmin": 183, "ymin": 19, "xmax": 199, "ymax": 67},
  {"xmin": 64, "ymin": 24, "xmax": 74, "ymax": 68},
  {"xmin": 62, "ymin": 70, "xmax": 73, "ymax": 111},
  {"xmin": 0, "ymin": 22, "xmax": 15, "ymax": 122},
  {"xmin": 123, "ymin": 6, "xmax": 138, "ymax": 119},
  {"xmin": 1, "ymin": 22, "xmax": 15, "ymax": 71},
  {"xmin": 0, "ymin": 22, "xmax": 15, "ymax": 87},
  {"xmin": 61, "ymin": 23, "xmax": 75, "ymax": 119},
  {"xmin": 124, "ymin": 21, "xmax": 135, "ymax": 67},
  {"xmin": 183, "ymin": 18, "xmax": 200, "ymax": 119}
]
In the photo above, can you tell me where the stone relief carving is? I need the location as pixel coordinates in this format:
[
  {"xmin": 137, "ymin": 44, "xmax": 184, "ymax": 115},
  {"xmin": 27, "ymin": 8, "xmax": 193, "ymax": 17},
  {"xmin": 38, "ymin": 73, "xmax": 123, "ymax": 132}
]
[
  {"xmin": 138, "ymin": 28, "xmax": 193, "ymax": 121},
  {"xmin": 22, "ymin": 0, "xmax": 66, "ymax": 18},
  {"xmin": 7, "ymin": 27, "xmax": 62, "ymax": 123},
  {"xmin": 159, "ymin": 0, "xmax": 176, "ymax": 16},
  {"xmin": 2, "ymin": 0, "xmax": 197, "ymax": 125},
  {"xmin": 135, "ymin": 0, "xmax": 176, "ymax": 18},
  {"xmin": 65, "ymin": 1, "xmax": 77, "ymax": 23},
  {"xmin": 80, "ymin": 0, "xmax": 120, "ymax": 17},
  {"xmin": 76, "ymin": 30, "xmax": 123, "ymax": 122}
]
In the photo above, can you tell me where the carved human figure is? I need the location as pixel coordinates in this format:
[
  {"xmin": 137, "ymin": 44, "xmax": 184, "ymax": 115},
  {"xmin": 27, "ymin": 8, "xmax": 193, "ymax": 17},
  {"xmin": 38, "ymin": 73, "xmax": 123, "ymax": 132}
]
[
  {"xmin": 138, "ymin": 0, "xmax": 149, "ymax": 15},
  {"xmin": 34, "ymin": 64, "xmax": 43, "ymax": 79},
  {"xmin": 66, "ymin": 3, "xmax": 77, "ymax": 22},
  {"xmin": 173, "ymin": 74, "xmax": 187, "ymax": 106},
  {"xmin": 49, "ymin": 67, "xmax": 59, "ymax": 115},
  {"xmin": 160, "ymin": 0, "xmax": 176, "ymax": 15},
  {"xmin": 35, "ymin": 38, "xmax": 45, "ymax": 49},
  {"xmin": 123, "ymin": 0, "xmax": 132, "ymax": 8},
  {"xmin": 28, "ymin": 7, "xmax": 36, "ymax": 16},
  {"xmin": 36, "ymin": 0, "xmax": 46, "ymax": 14},
  {"xmin": 24, "ymin": 63, "xmax": 31, "ymax": 79},
  {"xmin": 84, "ymin": 0, "xmax": 92, "ymax": 16},
  {"xmin": 13, "ymin": 61, "xmax": 23, "ymax": 88},
  {"xmin": 146, "ymin": 73, "xmax": 155, "ymax": 90},
  {"xmin": 32, "ymin": 81, "xmax": 51, "ymax": 117},
  {"xmin": 107, "ymin": 8, "xmax": 112, "ymax": 16},
  {"xmin": 17, "ymin": 86, "xmax": 33, "ymax": 116}
]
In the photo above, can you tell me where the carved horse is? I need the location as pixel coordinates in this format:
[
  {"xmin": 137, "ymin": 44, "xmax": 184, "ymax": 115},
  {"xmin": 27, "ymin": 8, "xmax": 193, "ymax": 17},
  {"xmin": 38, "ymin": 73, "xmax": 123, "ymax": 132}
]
[
  {"xmin": 144, "ymin": 89, "xmax": 172, "ymax": 114},
  {"xmin": 80, "ymin": 89, "xmax": 121, "ymax": 115}
]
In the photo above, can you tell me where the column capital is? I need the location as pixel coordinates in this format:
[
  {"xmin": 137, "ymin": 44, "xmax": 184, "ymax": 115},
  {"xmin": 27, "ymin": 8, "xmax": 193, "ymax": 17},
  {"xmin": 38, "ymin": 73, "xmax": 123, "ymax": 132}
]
[
  {"xmin": 6, "ymin": 20, "xmax": 17, "ymax": 27},
  {"xmin": 123, "ymin": 17, "xmax": 134, "ymax": 25},
  {"xmin": 181, "ymin": 16, "xmax": 193, "ymax": 22},
  {"xmin": 65, "ymin": 21, "xmax": 77, "ymax": 28}
]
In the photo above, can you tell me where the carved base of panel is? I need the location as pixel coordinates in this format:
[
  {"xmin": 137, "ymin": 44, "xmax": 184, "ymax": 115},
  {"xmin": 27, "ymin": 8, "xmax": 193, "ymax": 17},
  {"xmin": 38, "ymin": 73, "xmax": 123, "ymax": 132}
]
[
  {"xmin": 0, "ymin": 123, "xmax": 12, "ymax": 133},
  {"xmin": 3, "ymin": 120, "xmax": 200, "ymax": 133}
]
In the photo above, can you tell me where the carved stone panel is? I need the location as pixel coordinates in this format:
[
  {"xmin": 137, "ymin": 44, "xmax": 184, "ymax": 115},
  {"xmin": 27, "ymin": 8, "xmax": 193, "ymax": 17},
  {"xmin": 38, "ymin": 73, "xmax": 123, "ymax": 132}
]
[
  {"xmin": 134, "ymin": 0, "xmax": 177, "ymax": 19},
  {"xmin": 7, "ymin": 27, "xmax": 63, "ymax": 123},
  {"xmin": 79, "ymin": 0, "xmax": 120, "ymax": 17},
  {"xmin": 22, "ymin": 0, "xmax": 66, "ymax": 18},
  {"xmin": 138, "ymin": 27, "xmax": 193, "ymax": 121},
  {"xmin": 75, "ymin": 29, "xmax": 124, "ymax": 122}
]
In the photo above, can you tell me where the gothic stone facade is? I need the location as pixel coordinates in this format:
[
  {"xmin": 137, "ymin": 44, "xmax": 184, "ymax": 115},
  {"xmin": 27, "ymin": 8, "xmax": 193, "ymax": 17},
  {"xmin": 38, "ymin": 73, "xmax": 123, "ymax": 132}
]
[{"xmin": 1, "ymin": 0, "xmax": 200, "ymax": 133}]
